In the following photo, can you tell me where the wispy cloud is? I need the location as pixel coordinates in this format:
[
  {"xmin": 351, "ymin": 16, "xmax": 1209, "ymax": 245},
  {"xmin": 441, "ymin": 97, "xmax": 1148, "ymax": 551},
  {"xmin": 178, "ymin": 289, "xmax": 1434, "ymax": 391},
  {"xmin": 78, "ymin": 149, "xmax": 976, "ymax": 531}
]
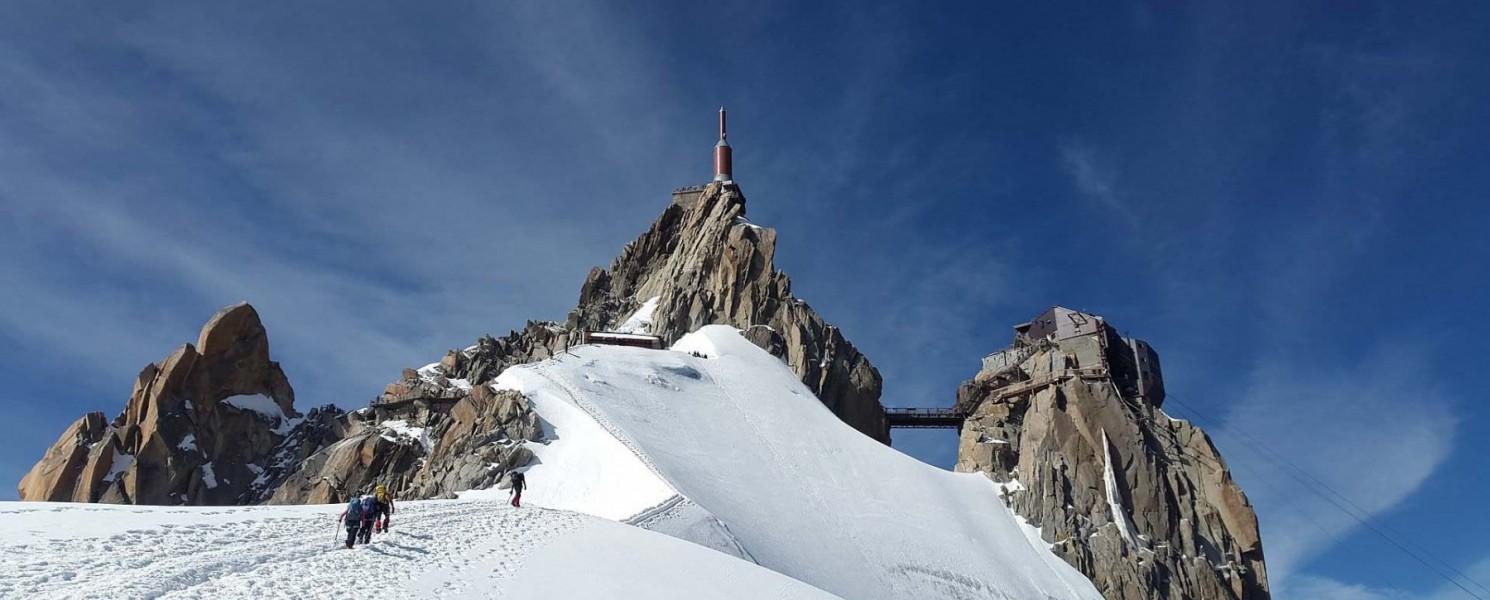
[
  {"xmin": 1059, "ymin": 140, "xmax": 1141, "ymax": 232},
  {"xmin": 0, "ymin": 2, "xmax": 702, "ymax": 491},
  {"xmin": 1220, "ymin": 342, "xmax": 1458, "ymax": 583},
  {"xmin": 1279, "ymin": 554, "xmax": 1490, "ymax": 599}
]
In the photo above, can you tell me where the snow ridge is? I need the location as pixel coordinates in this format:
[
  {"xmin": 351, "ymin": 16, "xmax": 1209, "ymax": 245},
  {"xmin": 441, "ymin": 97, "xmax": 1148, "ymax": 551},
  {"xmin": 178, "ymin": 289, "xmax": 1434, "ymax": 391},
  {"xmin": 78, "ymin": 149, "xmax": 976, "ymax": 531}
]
[
  {"xmin": 501, "ymin": 326, "xmax": 1103, "ymax": 600},
  {"xmin": 2, "ymin": 326, "xmax": 1104, "ymax": 600}
]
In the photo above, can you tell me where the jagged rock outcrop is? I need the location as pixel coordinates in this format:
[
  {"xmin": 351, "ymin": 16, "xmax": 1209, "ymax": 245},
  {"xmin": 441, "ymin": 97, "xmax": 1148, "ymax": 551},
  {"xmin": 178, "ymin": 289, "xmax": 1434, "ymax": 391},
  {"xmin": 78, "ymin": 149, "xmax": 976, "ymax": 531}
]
[
  {"xmin": 22, "ymin": 181, "xmax": 887, "ymax": 506},
  {"xmin": 261, "ymin": 378, "xmax": 540, "ymax": 504},
  {"xmin": 18, "ymin": 303, "xmax": 301, "ymax": 505},
  {"xmin": 567, "ymin": 182, "xmax": 887, "ymax": 440},
  {"xmin": 268, "ymin": 182, "xmax": 886, "ymax": 501},
  {"xmin": 955, "ymin": 307, "xmax": 1268, "ymax": 600}
]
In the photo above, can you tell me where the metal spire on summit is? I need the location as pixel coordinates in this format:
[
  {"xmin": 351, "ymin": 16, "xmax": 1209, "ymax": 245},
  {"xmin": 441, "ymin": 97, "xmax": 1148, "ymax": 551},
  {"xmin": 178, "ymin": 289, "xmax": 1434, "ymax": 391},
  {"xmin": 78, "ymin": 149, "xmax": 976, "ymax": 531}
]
[{"xmin": 714, "ymin": 106, "xmax": 732, "ymax": 183}]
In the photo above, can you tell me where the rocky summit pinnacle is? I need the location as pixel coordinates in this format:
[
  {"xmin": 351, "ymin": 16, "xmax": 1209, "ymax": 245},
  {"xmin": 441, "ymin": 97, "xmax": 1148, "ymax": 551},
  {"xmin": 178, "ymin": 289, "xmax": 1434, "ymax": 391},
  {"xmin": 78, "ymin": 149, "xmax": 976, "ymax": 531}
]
[
  {"xmin": 567, "ymin": 182, "xmax": 887, "ymax": 440},
  {"xmin": 266, "ymin": 181, "xmax": 886, "ymax": 503}
]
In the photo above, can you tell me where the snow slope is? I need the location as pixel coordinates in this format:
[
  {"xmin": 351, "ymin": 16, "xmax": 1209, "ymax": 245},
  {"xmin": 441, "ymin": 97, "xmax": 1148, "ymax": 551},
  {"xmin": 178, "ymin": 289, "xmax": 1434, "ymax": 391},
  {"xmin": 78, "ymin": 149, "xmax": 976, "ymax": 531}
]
[
  {"xmin": 2, "ymin": 325, "xmax": 1103, "ymax": 599},
  {"xmin": 456, "ymin": 375, "xmax": 675, "ymax": 521},
  {"xmin": 491, "ymin": 325, "xmax": 1104, "ymax": 600},
  {"xmin": 0, "ymin": 500, "xmax": 841, "ymax": 599}
]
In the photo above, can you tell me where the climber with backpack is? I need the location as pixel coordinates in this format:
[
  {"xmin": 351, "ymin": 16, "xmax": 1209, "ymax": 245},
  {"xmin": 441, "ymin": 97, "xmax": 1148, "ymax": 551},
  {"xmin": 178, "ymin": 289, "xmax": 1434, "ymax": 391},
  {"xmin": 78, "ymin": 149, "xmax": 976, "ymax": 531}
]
[
  {"xmin": 509, "ymin": 470, "xmax": 527, "ymax": 508},
  {"xmin": 338, "ymin": 495, "xmax": 365, "ymax": 549},
  {"xmin": 373, "ymin": 484, "xmax": 395, "ymax": 534},
  {"xmin": 357, "ymin": 493, "xmax": 378, "ymax": 544}
]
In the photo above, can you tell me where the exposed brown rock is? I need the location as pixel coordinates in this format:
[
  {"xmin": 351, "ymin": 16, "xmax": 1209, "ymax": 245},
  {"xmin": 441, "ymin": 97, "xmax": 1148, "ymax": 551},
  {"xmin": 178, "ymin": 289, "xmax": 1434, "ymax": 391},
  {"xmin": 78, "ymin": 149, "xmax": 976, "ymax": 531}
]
[
  {"xmin": 566, "ymin": 182, "xmax": 887, "ymax": 440},
  {"xmin": 17, "ymin": 413, "xmax": 109, "ymax": 501},
  {"xmin": 267, "ymin": 182, "xmax": 887, "ymax": 503},
  {"xmin": 955, "ymin": 308, "xmax": 1268, "ymax": 600},
  {"xmin": 18, "ymin": 302, "xmax": 300, "ymax": 505},
  {"xmin": 24, "ymin": 182, "xmax": 887, "ymax": 508},
  {"xmin": 263, "ymin": 384, "xmax": 540, "ymax": 504}
]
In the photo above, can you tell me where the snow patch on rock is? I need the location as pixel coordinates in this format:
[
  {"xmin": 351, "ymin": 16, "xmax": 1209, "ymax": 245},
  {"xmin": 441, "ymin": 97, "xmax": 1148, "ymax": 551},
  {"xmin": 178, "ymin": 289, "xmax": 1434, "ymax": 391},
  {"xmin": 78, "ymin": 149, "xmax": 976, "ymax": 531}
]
[
  {"xmin": 1101, "ymin": 430, "xmax": 1140, "ymax": 547},
  {"xmin": 223, "ymin": 394, "xmax": 300, "ymax": 435},
  {"xmin": 615, "ymin": 296, "xmax": 661, "ymax": 334},
  {"xmin": 103, "ymin": 453, "xmax": 134, "ymax": 483},
  {"xmin": 200, "ymin": 462, "xmax": 218, "ymax": 489}
]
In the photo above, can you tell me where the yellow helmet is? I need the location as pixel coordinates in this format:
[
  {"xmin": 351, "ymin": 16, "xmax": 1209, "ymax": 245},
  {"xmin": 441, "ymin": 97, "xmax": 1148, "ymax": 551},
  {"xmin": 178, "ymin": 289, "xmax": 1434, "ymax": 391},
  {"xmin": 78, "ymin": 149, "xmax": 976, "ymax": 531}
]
[{"xmin": 376, "ymin": 484, "xmax": 385, "ymax": 493}]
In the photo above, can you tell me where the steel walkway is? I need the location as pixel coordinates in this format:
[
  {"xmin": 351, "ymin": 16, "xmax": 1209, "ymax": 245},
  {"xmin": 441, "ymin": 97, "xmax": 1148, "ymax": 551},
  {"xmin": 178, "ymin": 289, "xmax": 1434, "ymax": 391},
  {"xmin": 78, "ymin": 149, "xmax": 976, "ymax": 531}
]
[{"xmin": 883, "ymin": 407, "xmax": 966, "ymax": 429}]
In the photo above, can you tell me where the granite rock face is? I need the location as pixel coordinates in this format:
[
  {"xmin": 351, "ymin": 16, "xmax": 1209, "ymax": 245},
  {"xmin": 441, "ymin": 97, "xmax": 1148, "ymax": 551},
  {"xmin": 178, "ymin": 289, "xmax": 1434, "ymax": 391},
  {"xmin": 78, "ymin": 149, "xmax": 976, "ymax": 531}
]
[
  {"xmin": 261, "ymin": 377, "xmax": 540, "ymax": 504},
  {"xmin": 269, "ymin": 182, "xmax": 889, "ymax": 502},
  {"xmin": 21, "ymin": 182, "xmax": 888, "ymax": 506},
  {"xmin": 18, "ymin": 303, "xmax": 300, "ymax": 505},
  {"xmin": 566, "ymin": 182, "xmax": 887, "ymax": 441},
  {"xmin": 955, "ymin": 308, "xmax": 1268, "ymax": 600}
]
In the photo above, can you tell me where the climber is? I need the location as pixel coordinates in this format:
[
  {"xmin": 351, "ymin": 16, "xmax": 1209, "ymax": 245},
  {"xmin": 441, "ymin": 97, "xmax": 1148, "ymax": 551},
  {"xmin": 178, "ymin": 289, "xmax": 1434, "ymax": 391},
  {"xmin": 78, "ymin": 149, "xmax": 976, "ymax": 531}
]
[
  {"xmin": 357, "ymin": 493, "xmax": 378, "ymax": 544},
  {"xmin": 338, "ymin": 495, "xmax": 365, "ymax": 549},
  {"xmin": 373, "ymin": 484, "xmax": 396, "ymax": 533},
  {"xmin": 509, "ymin": 471, "xmax": 527, "ymax": 508}
]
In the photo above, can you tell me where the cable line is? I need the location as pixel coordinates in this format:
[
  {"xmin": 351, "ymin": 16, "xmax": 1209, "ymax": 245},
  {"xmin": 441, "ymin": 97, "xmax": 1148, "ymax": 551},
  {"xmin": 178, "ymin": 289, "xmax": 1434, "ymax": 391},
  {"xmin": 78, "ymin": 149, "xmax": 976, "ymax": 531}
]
[
  {"xmin": 1162, "ymin": 393, "xmax": 1488, "ymax": 600},
  {"xmin": 1162, "ymin": 401, "xmax": 1410, "ymax": 595},
  {"xmin": 1217, "ymin": 445, "xmax": 1410, "ymax": 597}
]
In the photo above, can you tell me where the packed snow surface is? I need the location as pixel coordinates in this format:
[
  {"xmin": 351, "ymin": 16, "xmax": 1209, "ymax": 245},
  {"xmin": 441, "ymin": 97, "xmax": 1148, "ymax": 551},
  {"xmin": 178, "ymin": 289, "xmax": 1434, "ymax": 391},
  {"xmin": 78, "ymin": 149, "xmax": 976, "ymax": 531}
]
[
  {"xmin": 490, "ymin": 325, "xmax": 1102, "ymax": 599},
  {"xmin": 456, "ymin": 369, "xmax": 675, "ymax": 521},
  {"xmin": 0, "ymin": 501, "xmax": 839, "ymax": 599},
  {"xmin": 2, "ymin": 325, "xmax": 1102, "ymax": 599}
]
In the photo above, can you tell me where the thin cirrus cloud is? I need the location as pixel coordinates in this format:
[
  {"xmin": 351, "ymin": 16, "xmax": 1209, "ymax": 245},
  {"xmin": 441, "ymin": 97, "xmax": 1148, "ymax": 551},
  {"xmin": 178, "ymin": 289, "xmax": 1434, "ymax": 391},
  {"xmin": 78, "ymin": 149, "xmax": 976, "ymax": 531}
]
[
  {"xmin": 1054, "ymin": 132, "xmax": 1460, "ymax": 591},
  {"xmin": 3, "ymin": 5, "xmax": 1487, "ymax": 598},
  {"xmin": 0, "ymin": 3, "xmax": 700, "ymax": 488},
  {"xmin": 1281, "ymin": 555, "xmax": 1490, "ymax": 600},
  {"xmin": 1047, "ymin": 20, "xmax": 1471, "ymax": 592},
  {"xmin": 1220, "ymin": 346, "xmax": 1458, "ymax": 583}
]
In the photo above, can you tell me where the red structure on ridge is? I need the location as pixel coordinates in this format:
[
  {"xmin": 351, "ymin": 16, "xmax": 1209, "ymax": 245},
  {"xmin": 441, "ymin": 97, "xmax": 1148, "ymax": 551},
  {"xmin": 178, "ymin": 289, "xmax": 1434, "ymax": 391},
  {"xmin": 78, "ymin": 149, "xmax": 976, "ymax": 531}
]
[{"xmin": 714, "ymin": 106, "xmax": 732, "ymax": 182}]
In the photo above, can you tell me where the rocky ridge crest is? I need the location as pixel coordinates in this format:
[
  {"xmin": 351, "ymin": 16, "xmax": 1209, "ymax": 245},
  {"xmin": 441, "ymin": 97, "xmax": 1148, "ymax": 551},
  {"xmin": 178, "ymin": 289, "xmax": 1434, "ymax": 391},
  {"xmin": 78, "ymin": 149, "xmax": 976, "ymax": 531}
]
[
  {"xmin": 266, "ymin": 181, "xmax": 887, "ymax": 502},
  {"xmin": 21, "ymin": 181, "xmax": 887, "ymax": 505}
]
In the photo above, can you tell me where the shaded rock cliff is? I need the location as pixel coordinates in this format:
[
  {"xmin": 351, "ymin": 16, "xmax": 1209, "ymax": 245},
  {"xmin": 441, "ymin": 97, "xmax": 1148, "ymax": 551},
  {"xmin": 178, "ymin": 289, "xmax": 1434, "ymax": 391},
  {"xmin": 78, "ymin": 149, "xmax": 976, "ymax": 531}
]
[{"xmin": 955, "ymin": 307, "xmax": 1268, "ymax": 600}]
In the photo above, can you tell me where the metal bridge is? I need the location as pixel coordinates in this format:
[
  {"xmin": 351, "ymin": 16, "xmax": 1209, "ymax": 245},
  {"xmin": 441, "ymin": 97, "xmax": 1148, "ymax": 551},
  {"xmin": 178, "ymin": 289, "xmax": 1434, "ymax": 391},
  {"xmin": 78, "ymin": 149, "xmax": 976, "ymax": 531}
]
[{"xmin": 883, "ymin": 407, "xmax": 966, "ymax": 430}]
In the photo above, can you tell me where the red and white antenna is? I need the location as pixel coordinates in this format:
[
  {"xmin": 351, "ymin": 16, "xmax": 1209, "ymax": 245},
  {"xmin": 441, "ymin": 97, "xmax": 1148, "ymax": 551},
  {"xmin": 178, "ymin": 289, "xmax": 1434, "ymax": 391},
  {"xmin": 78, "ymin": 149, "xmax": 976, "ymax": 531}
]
[{"xmin": 714, "ymin": 106, "xmax": 732, "ymax": 183}]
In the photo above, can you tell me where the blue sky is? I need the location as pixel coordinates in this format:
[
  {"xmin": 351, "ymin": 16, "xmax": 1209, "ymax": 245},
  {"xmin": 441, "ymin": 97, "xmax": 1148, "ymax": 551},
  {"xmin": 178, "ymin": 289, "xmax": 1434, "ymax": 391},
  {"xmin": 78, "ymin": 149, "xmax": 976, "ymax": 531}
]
[{"xmin": 2, "ymin": 1, "xmax": 1487, "ymax": 597}]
